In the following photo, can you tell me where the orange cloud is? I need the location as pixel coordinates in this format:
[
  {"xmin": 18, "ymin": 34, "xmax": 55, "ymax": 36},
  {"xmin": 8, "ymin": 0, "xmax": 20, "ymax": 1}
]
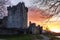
[
  {"xmin": 28, "ymin": 8, "xmax": 51, "ymax": 23},
  {"xmin": 28, "ymin": 8, "xmax": 60, "ymax": 33}
]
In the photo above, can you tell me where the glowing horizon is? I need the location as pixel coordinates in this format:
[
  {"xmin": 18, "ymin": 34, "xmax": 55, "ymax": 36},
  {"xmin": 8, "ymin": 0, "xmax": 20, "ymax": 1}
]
[{"xmin": 28, "ymin": 8, "xmax": 60, "ymax": 33}]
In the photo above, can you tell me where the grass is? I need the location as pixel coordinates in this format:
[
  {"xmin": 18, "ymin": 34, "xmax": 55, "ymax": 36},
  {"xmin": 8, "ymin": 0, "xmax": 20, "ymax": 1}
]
[
  {"xmin": 0, "ymin": 34, "xmax": 42, "ymax": 40},
  {"xmin": 0, "ymin": 34, "xmax": 32, "ymax": 40}
]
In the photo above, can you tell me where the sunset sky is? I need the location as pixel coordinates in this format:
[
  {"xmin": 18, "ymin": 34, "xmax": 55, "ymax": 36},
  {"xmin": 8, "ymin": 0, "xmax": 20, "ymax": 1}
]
[
  {"xmin": 2, "ymin": 0, "xmax": 60, "ymax": 33},
  {"xmin": 10, "ymin": 0, "xmax": 60, "ymax": 33}
]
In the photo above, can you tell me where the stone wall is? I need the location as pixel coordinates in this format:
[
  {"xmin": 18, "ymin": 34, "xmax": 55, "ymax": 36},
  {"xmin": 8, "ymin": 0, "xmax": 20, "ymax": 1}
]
[{"xmin": 5, "ymin": 2, "xmax": 28, "ymax": 29}]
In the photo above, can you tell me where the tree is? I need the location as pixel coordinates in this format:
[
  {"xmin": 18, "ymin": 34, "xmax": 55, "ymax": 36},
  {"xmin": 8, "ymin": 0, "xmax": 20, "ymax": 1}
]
[
  {"xmin": 44, "ymin": 1, "xmax": 60, "ymax": 23},
  {"xmin": 0, "ymin": 0, "xmax": 11, "ymax": 19}
]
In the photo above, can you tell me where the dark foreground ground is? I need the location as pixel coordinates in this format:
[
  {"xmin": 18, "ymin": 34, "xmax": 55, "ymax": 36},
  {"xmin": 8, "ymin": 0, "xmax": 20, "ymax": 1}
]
[
  {"xmin": 0, "ymin": 34, "xmax": 43, "ymax": 40},
  {"xmin": 0, "ymin": 34, "xmax": 60, "ymax": 40}
]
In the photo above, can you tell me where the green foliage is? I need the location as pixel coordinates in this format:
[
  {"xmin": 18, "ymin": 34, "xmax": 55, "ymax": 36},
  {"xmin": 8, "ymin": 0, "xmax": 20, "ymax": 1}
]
[
  {"xmin": 0, "ymin": 34, "xmax": 43, "ymax": 40},
  {"xmin": 0, "ymin": 34, "xmax": 32, "ymax": 40}
]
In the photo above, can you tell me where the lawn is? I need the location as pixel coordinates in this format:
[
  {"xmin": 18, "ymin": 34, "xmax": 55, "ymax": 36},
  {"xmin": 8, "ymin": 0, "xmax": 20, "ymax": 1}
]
[
  {"xmin": 0, "ymin": 34, "xmax": 42, "ymax": 40},
  {"xmin": 0, "ymin": 34, "xmax": 32, "ymax": 40}
]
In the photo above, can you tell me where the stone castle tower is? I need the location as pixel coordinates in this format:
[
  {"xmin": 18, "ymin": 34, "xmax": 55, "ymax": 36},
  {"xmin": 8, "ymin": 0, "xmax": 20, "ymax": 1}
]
[{"xmin": 6, "ymin": 2, "xmax": 28, "ymax": 29}]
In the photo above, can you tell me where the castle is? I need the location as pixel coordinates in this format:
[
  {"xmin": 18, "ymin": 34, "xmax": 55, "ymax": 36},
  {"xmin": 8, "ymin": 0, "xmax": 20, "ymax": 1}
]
[
  {"xmin": 0, "ymin": 2, "xmax": 43, "ymax": 35},
  {"xmin": 2, "ymin": 2, "xmax": 28, "ymax": 29},
  {"xmin": 0, "ymin": 2, "xmax": 28, "ymax": 35}
]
